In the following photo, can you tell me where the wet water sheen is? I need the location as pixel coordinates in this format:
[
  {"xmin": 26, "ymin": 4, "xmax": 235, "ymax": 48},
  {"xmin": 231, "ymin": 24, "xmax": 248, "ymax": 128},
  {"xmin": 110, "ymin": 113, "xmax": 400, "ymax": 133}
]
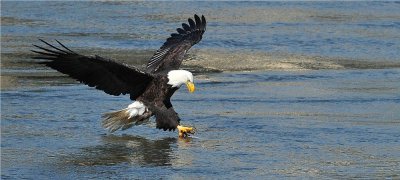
[
  {"xmin": 2, "ymin": 1, "xmax": 400, "ymax": 61},
  {"xmin": 2, "ymin": 69, "xmax": 400, "ymax": 179},
  {"xmin": 1, "ymin": 1, "xmax": 400, "ymax": 179}
]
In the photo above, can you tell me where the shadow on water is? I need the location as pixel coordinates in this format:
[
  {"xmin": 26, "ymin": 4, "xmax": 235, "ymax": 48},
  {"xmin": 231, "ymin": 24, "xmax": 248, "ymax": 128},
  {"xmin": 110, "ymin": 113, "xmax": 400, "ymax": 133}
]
[{"xmin": 62, "ymin": 135, "xmax": 184, "ymax": 167}]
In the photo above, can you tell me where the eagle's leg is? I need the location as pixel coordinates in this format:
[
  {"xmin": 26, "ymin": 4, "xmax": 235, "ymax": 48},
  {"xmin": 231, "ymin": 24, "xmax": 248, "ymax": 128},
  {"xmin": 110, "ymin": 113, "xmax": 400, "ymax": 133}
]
[{"xmin": 177, "ymin": 125, "xmax": 195, "ymax": 138}]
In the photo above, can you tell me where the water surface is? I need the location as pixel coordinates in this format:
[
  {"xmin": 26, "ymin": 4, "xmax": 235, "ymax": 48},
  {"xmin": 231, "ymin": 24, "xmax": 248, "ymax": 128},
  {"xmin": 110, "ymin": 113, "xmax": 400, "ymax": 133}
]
[
  {"xmin": 2, "ymin": 70, "xmax": 400, "ymax": 179},
  {"xmin": 1, "ymin": 1, "xmax": 400, "ymax": 179}
]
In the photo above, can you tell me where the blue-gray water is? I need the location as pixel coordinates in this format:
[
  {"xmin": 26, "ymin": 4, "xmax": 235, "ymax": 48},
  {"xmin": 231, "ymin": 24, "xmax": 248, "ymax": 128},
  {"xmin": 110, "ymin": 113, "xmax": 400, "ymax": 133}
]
[{"xmin": 1, "ymin": 1, "xmax": 400, "ymax": 179}]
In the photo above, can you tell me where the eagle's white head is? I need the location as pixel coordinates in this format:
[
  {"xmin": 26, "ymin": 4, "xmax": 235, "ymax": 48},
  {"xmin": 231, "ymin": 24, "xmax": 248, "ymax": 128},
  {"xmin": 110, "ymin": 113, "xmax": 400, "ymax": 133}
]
[{"xmin": 167, "ymin": 70, "xmax": 195, "ymax": 93}]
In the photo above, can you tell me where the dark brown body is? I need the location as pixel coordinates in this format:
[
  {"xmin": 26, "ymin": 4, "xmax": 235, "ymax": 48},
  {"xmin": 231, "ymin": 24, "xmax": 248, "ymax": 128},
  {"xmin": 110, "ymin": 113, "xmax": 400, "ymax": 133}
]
[
  {"xmin": 137, "ymin": 75, "xmax": 180, "ymax": 131},
  {"xmin": 32, "ymin": 15, "xmax": 206, "ymax": 133}
]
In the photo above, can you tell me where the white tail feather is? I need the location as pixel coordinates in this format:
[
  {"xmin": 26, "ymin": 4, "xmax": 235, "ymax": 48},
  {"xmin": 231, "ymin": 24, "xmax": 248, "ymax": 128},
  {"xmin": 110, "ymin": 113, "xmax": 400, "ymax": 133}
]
[{"xmin": 102, "ymin": 101, "xmax": 150, "ymax": 132}]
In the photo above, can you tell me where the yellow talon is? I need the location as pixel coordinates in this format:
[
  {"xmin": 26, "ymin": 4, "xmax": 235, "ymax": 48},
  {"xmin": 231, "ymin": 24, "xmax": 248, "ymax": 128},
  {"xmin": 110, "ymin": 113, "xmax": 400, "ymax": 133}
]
[{"xmin": 177, "ymin": 125, "xmax": 195, "ymax": 138}]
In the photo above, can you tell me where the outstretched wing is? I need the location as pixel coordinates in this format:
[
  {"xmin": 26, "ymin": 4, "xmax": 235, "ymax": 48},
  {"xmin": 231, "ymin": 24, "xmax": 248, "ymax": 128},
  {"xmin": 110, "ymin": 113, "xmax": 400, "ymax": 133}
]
[
  {"xmin": 32, "ymin": 39, "xmax": 153, "ymax": 100},
  {"xmin": 146, "ymin": 14, "xmax": 207, "ymax": 74}
]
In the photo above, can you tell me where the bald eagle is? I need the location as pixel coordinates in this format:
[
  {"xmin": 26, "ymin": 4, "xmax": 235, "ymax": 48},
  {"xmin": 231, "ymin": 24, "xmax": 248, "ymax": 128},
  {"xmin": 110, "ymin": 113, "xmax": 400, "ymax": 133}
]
[{"xmin": 32, "ymin": 14, "xmax": 206, "ymax": 137}]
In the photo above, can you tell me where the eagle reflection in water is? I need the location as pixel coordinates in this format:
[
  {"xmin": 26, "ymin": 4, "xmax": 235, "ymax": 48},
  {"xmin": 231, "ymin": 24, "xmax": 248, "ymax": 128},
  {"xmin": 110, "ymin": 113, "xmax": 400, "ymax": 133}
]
[{"xmin": 64, "ymin": 135, "xmax": 191, "ymax": 166}]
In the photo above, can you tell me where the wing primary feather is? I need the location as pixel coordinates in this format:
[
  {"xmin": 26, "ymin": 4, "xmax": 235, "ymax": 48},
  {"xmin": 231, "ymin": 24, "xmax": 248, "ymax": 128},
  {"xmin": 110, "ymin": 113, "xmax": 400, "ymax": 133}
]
[
  {"xmin": 32, "ymin": 56, "xmax": 58, "ymax": 60},
  {"xmin": 188, "ymin": 18, "xmax": 196, "ymax": 29},
  {"xmin": 55, "ymin": 39, "xmax": 77, "ymax": 54},
  {"xmin": 171, "ymin": 33, "xmax": 180, "ymax": 37},
  {"xmin": 201, "ymin": 15, "xmax": 207, "ymax": 30},
  {"xmin": 182, "ymin": 23, "xmax": 191, "ymax": 31},
  {"xmin": 33, "ymin": 40, "xmax": 154, "ymax": 100},
  {"xmin": 176, "ymin": 28, "xmax": 186, "ymax": 34},
  {"xmin": 32, "ymin": 45, "xmax": 64, "ymax": 55},
  {"xmin": 194, "ymin": 14, "xmax": 201, "ymax": 29},
  {"xmin": 30, "ymin": 50, "xmax": 57, "ymax": 56},
  {"xmin": 146, "ymin": 15, "xmax": 207, "ymax": 74},
  {"xmin": 38, "ymin": 39, "xmax": 70, "ymax": 54}
]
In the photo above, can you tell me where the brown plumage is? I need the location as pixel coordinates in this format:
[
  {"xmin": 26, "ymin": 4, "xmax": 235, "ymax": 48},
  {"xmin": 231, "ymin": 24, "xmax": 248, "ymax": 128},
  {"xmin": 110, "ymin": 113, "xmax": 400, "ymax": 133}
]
[
  {"xmin": 146, "ymin": 14, "xmax": 207, "ymax": 74},
  {"xmin": 32, "ymin": 15, "xmax": 206, "ymax": 133}
]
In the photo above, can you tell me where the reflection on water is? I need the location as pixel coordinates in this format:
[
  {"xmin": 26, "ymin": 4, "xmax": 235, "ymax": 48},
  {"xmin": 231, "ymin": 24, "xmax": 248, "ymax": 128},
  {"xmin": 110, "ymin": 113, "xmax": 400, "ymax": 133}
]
[
  {"xmin": 1, "ymin": 1, "xmax": 400, "ymax": 179},
  {"xmin": 63, "ymin": 135, "xmax": 179, "ymax": 167},
  {"xmin": 1, "ymin": 69, "xmax": 399, "ymax": 179}
]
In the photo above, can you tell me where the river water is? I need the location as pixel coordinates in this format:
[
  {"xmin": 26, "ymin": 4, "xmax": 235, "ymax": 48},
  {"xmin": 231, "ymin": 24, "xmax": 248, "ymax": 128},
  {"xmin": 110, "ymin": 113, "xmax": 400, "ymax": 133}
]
[{"xmin": 1, "ymin": 1, "xmax": 400, "ymax": 179}]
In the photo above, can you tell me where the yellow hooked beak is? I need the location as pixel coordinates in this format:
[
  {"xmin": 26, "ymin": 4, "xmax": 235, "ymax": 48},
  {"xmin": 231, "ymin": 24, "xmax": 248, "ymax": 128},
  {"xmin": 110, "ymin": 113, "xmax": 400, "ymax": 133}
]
[{"xmin": 186, "ymin": 81, "xmax": 195, "ymax": 93}]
